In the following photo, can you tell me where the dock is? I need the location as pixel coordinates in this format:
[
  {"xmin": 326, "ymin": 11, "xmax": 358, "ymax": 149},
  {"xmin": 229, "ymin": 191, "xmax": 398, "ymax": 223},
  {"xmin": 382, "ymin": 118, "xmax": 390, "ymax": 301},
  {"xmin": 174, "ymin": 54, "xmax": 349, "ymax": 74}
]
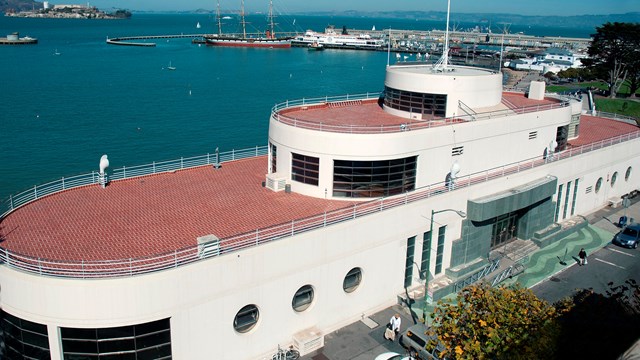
[
  {"xmin": 106, "ymin": 34, "xmax": 205, "ymax": 47},
  {"xmin": 0, "ymin": 32, "xmax": 37, "ymax": 45}
]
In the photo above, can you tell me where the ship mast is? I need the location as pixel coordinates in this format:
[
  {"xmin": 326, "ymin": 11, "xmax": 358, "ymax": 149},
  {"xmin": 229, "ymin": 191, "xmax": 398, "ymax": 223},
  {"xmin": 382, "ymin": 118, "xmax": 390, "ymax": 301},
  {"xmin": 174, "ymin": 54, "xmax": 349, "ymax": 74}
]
[
  {"xmin": 216, "ymin": 0, "xmax": 222, "ymax": 35},
  {"xmin": 443, "ymin": 0, "xmax": 451, "ymax": 69},
  {"xmin": 241, "ymin": 0, "xmax": 247, "ymax": 39},
  {"xmin": 268, "ymin": 0, "xmax": 275, "ymax": 38}
]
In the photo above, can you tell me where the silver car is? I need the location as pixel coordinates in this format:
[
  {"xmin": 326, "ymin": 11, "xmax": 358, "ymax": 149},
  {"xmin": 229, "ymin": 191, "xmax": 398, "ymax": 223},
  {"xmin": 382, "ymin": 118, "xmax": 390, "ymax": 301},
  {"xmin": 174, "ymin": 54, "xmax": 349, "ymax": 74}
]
[{"xmin": 399, "ymin": 323, "xmax": 446, "ymax": 360}]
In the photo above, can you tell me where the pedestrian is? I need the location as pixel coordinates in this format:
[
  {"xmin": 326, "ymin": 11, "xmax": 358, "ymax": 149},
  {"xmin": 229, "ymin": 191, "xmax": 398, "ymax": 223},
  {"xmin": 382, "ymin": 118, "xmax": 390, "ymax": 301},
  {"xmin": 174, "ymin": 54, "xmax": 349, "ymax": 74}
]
[
  {"xmin": 578, "ymin": 248, "xmax": 587, "ymax": 266},
  {"xmin": 389, "ymin": 314, "xmax": 401, "ymax": 339}
]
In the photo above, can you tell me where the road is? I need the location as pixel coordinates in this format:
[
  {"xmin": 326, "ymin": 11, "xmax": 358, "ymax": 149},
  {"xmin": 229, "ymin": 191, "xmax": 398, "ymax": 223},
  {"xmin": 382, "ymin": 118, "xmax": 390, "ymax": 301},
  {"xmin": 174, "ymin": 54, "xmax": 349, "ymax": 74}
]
[{"xmin": 533, "ymin": 243, "xmax": 640, "ymax": 303}]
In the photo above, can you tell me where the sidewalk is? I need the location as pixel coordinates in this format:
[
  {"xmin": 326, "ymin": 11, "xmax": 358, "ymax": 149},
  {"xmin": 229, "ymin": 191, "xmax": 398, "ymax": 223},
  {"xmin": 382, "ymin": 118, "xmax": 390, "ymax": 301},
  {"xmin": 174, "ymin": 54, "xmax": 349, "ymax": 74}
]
[{"xmin": 300, "ymin": 194, "xmax": 640, "ymax": 360}]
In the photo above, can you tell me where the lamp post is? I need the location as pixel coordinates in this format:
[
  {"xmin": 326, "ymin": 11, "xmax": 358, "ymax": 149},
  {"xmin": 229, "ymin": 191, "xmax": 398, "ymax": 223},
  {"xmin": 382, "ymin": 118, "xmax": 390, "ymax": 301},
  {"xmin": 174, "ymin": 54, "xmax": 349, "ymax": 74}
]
[{"xmin": 423, "ymin": 208, "xmax": 467, "ymax": 324}]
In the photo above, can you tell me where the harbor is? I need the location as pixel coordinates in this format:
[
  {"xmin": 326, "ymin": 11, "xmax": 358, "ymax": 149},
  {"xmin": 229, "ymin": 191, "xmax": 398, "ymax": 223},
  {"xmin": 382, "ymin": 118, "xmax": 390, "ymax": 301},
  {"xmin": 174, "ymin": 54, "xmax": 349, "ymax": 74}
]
[{"xmin": 0, "ymin": 32, "xmax": 37, "ymax": 45}]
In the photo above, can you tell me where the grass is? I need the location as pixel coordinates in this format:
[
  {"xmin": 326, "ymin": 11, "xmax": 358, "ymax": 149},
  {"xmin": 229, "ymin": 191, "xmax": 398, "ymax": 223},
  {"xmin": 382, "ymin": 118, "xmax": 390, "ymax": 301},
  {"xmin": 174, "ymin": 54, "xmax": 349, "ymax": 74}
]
[{"xmin": 595, "ymin": 98, "xmax": 640, "ymax": 119}]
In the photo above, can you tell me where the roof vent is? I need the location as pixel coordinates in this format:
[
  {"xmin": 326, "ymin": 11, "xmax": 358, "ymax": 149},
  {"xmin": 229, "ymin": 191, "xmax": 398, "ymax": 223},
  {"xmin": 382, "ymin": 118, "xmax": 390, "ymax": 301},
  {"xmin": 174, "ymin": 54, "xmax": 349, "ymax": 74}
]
[
  {"xmin": 528, "ymin": 81, "xmax": 546, "ymax": 100},
  {"xmin": 265, "ymin": 173, "xmax": 288, "ymax": 192},
  {"xmin": 197, "ymin": 234, "xmax": 220, "ymax": 259}
]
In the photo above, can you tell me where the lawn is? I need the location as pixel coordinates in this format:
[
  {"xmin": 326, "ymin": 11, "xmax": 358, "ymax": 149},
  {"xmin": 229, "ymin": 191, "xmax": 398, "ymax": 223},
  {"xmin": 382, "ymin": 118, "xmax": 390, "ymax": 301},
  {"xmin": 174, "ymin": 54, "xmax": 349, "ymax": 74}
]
[{"xmin": 595, "ymin": 98, "xmax": 640, "ymax": 119}]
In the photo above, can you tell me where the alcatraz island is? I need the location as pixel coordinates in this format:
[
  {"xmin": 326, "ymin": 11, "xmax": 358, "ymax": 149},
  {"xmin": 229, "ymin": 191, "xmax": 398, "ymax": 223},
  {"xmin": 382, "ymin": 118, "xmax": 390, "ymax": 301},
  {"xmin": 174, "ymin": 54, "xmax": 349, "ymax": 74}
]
[{"xmin": 4, "ymin": 1, "xmax": 131, "ymax": 19}]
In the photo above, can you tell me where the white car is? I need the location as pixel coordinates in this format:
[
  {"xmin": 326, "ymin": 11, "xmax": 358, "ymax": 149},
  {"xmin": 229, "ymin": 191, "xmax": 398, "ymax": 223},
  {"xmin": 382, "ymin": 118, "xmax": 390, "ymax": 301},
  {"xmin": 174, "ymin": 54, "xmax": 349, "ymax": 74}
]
[{"xmin": 374, "ymin": 352, "xmax": 416, "ymax": 360}]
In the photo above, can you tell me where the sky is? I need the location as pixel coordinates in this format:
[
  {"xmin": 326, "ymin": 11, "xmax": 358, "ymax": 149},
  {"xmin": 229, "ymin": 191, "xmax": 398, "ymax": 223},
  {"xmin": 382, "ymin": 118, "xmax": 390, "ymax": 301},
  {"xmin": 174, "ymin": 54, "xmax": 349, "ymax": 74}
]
[{"xmin": 86, "ymin": 0, "xmax": 639, "ymax": 15}]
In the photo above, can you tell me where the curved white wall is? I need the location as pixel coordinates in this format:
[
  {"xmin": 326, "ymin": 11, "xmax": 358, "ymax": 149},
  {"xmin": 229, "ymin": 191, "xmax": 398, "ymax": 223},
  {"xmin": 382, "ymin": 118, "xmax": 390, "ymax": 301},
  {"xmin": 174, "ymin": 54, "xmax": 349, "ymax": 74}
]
[
  {"xmin": 384, "ymin": 65, "xmax": 503, "ymax": 118},
  {"xmin": 268, "ymin": 105, "xmax": 572, "ymax": 199}
]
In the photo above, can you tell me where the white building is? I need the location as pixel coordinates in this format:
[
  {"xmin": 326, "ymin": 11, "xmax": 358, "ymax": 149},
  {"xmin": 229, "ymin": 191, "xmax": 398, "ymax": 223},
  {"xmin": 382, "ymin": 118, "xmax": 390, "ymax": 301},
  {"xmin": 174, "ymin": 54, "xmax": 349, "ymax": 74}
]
[
  {"xmin": 0, "ymin": 60, "xmax": 638, "ymax": 360},
  {"xmin": 509, "ymin": 47, "xmax": 586, "ymax": 73}
]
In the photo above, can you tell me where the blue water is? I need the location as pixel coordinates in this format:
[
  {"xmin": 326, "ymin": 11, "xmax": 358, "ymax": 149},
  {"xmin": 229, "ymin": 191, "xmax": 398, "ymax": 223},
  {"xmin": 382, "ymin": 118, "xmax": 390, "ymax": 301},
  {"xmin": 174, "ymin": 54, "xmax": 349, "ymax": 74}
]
[{"xmin": 0, "ymin": 14, "xmax": 593, "ymax": 202}]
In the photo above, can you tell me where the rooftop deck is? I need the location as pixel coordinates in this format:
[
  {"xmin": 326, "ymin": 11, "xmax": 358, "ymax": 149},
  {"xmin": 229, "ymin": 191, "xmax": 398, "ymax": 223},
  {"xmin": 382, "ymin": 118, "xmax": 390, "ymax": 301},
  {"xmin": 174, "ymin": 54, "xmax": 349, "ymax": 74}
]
[
  {"xmin": 0, "ymin": 107, "xmax": 637, "ymax": 278},
  {"xmin": 272, "ymin": 92, "xmax": 566, "ymax": 134}
]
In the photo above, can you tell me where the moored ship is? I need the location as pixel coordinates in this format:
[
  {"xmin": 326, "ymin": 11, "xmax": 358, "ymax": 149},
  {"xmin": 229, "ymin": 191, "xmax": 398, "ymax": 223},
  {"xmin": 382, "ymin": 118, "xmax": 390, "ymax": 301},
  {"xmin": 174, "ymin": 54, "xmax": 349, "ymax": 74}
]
[
  {"xmin": 292, "ymin": 25, "xmax": 384, "ymax": 50},
  {"xmin": 204, "ymin": 0, "xmax": 291, "ymax": 48}
]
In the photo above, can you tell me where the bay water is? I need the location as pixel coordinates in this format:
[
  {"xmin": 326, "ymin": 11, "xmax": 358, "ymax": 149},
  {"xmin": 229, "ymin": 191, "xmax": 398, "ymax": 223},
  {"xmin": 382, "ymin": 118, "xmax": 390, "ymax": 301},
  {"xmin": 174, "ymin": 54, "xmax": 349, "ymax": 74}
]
[{"xmin": 0, "ymin": 13, "xmax": 593, "ymax": 202}]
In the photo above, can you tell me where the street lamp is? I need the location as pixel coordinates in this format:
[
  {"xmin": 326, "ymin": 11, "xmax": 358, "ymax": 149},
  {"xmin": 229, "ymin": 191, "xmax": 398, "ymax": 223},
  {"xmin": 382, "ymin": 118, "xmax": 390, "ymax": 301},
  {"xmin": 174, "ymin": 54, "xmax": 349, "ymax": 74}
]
[{"xmin": 423, "ymin": 208, "xmax": 467, "ymax": 324}]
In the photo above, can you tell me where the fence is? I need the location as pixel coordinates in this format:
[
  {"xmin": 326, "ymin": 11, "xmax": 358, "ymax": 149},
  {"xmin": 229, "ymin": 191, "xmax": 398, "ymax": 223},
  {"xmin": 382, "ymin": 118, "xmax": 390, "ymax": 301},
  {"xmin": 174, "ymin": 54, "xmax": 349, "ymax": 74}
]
[{"xmin": 1, "ymin": 125, "xmax": 639, "ymax": 279}]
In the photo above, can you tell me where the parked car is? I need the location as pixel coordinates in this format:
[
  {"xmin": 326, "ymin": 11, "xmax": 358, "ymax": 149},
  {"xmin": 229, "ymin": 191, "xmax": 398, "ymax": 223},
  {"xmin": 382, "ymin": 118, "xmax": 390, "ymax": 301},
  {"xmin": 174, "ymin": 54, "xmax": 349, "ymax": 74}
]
[
  {"xmin": 399, "ymin": 324, "xmax": 446, "ymax": 360},
  {"xmin": 612, "ymin": 223, "xmax": 640, "ymax": 249},
  {"xmin": 374, "ymin": 352, "xmax": 416, "ymax": 360}
]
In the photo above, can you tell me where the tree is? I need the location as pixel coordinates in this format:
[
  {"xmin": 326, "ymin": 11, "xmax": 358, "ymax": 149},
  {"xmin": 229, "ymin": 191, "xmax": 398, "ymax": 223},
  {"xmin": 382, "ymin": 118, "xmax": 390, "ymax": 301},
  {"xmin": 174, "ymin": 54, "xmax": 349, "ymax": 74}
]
[
  {"xmin": 584, "ymin": 22, "xmax": 640, "ymax": 98},
  {"xmin": 429, "ymin": 282, "xmax": 560, "ymax": 360}
]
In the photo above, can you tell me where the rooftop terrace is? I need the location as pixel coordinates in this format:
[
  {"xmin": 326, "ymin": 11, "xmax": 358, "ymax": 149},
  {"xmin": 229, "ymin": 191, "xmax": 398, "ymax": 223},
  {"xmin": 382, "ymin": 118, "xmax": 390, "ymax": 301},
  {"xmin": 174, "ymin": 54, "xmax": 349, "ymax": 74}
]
[{"xmin": 0, "ymin": 99, "xmax": 637, "ymax": 278}]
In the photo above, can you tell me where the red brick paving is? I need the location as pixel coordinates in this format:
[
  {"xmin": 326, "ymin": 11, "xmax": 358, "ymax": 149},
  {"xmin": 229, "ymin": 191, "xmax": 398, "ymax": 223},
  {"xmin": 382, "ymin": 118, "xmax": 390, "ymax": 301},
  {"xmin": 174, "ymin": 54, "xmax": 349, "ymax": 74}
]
[
  {"xmin": 568, "ymin": 115, "xmax": 638, "ymax": 147},
  {"xmin": 0, "ymin": 157, "xmax": 349, "ymax": 262}
]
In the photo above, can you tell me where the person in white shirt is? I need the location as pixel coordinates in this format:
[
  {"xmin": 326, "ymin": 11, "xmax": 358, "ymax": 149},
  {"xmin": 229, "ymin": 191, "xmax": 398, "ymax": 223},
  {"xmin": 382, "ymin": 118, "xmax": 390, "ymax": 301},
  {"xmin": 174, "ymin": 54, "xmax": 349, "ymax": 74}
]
[{"xmin": 389, "ymin": 314, "xmax": 401, "ymax": 337}]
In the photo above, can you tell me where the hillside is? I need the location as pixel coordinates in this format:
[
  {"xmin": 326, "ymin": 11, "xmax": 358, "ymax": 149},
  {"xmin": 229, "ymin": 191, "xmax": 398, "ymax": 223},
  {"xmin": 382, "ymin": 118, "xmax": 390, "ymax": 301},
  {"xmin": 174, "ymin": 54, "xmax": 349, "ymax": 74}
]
[{"xmin": 0, "ymin": 0, "xmax": 41, "ymax": 12}]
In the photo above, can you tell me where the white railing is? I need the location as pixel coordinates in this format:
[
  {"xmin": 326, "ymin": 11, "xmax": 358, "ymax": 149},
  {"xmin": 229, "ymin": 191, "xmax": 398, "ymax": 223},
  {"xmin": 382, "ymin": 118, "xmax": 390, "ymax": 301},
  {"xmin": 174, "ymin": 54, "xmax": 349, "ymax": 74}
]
[
  {"xmin": 271, "ymin": 93, "xmax": 571, "ymax": 134},
  {"xmin": 0, "ymin": 146, "xmax": 267, "ymax": 218},
  {"xmin": 1, "ymin": 129, "xmax": 638, "ymax": 279}
]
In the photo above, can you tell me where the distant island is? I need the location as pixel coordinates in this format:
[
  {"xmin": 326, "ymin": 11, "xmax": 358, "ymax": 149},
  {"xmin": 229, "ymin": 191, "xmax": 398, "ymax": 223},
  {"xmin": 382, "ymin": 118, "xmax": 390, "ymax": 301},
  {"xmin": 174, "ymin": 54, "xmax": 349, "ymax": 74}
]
[{"xmin": 4, "ymin": 2, "xmax": 131, "ymax": 19}]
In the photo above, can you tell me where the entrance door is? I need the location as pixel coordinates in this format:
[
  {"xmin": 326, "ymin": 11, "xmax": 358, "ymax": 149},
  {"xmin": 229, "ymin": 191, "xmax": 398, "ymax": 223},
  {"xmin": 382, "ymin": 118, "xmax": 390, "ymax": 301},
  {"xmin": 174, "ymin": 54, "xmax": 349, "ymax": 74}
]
[{"xmin": 491, "ymin": 213, "xmax": 519, "ymax": 248}]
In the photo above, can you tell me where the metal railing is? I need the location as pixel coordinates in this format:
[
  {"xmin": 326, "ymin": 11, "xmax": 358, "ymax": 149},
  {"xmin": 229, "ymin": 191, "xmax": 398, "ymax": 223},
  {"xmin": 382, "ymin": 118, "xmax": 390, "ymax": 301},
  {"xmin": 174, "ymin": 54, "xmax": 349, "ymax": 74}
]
[
  {"xmin": 271, "ymin": 93, "xmax": 571, "ymax": 134},
  {"xmin": 0, "ymin": 146, "xmax": 267, "ymax": 218},
  {"xmin": 1, "ymin": 126, "xmax": 638, "ymax": 279}
]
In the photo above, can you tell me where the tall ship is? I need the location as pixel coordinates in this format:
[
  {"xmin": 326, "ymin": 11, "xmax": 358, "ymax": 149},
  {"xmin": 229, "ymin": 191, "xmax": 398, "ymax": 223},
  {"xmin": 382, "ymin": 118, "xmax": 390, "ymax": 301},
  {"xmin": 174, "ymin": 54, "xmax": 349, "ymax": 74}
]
[
  {"xmin": 1, "ymin": 6, "xmax": 639, "ymax": 360},
  {"xmin": 292, "ymin": 25, "xmax": 385, "ymax": 50},
  {"xmin": 204, "ymin": 0, "xmax": 291, "ymax": 48}
]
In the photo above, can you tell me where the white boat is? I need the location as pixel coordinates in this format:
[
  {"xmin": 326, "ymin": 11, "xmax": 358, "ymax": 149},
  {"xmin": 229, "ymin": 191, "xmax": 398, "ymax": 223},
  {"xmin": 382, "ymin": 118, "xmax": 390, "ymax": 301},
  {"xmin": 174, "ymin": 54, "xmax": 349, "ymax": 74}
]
[
  {"xmin": 196, "ymin": 22, "xmax": 201, "ymax": 29},
  {"xmin": 166, "ymin": 61, "xmax": 176, "ymax": 70},
  {"xmin": 292, "ymin": 25, "xmax": 384, "ymax": 49},
  {"xmin": 53, "ymin": 48, "xmax": 61, "ymax": 55}
]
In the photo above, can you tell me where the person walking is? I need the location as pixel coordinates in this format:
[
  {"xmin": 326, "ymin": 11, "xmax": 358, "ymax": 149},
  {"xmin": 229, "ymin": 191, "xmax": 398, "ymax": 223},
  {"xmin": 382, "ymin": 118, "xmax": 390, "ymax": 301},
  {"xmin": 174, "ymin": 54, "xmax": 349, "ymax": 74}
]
[
  {"xmin": 578, "ymin": 248, "xmax": 587, "ymax": 266},
  {"xmin": 389, "ymin": 314, "xmax": 401, "ymax": 340}
]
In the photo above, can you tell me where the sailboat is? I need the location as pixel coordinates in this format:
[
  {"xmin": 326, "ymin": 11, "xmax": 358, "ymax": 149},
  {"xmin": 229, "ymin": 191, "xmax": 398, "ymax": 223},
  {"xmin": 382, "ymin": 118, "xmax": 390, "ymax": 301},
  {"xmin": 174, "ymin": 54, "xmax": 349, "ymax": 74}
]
[
  {"xmin": 166, "ymin": 61, "xmax": 176, "ymax": 70},
  {"xmin": 204, "ymin": 0, "xmax": 291, "ymax": 48},
  {"xmin": 53, "ymin": 48, "xmax": 61, "ymax": 56},
  {"xmin": 196, "ymin": 22, "xmax": 201, "ymax": 29}
]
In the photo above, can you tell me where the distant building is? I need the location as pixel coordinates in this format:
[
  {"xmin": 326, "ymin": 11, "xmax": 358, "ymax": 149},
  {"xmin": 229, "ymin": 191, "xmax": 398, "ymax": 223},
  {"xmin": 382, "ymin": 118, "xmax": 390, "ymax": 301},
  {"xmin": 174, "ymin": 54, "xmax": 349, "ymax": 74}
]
[{"xmin": 509, "ymin": 47, "xmax": 586, "ymax": 73}]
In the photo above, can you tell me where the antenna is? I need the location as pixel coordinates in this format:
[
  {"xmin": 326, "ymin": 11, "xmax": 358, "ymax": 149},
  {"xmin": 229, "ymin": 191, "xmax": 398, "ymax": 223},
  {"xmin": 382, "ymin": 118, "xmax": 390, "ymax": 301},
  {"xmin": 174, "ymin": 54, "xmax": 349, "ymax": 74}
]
[
  {"xmin": 241, "ymin": 0, "xmax": 246, "ymax": 39},
  {"xmin": 216, "ymin": 0, "xmax": 222, "ymax": 35},
  {"xmin": 433, "ymin": 0, "xmax": 451, "ymax": 72}
]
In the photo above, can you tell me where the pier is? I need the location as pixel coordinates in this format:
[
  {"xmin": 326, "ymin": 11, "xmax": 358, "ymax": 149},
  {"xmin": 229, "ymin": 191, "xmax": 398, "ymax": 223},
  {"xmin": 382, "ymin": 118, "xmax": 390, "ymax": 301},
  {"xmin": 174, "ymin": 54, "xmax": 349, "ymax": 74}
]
[
  {"xmin": 0, "ymin": 32, "xmax": 37, "ymax": 45},
  {"xmin": 106, "ymin": 29, "xmax": 591, "ymax": 51},
  {"xmin": 106, "ymin": 34, "xmax": 206, "ymax": 46}
]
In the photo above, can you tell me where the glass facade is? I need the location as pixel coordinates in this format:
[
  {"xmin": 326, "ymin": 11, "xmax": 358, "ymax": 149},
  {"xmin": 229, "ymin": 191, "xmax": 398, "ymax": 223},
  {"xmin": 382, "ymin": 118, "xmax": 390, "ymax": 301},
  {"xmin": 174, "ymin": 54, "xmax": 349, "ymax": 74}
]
[
  {"xmin": 435, "ymin": 226, "xmax": 446, "ymax": 274},
  {"xmin": 420, "ymin": 231, "xmax": 431, "ymax": 280},
  {"xmin": 563, "ymin": 181, "xmax": 571, "ymax": 220},
  {"xmin": 571, "ymin": 178, "xmax": 579, "ymax": 216},
  {"xmin": 555, "ymin": 184, "xmax": 563, "ymax": 222},
  {"xmin": 291, "ymin": 153, "xmax": 319, "ymax": 186},
  {"xmin": 383, "ymin": 86, "xmax": 447, "ymax": 117},
  {"xmin": 270, "ymin": 143, "xmax": 277, "ymax": 173},
  {"xmin": 404, "ymin": 236, "xmax": 416, "ymax": 288},
  {"xmin": 0, "ymin": 310, "xmax": 51, "ymax": 360},
  {"xmin": 556, "ymin": 125, "xmax": 569, "ymax": 151},
  {"xmin": 60, "ymin": 318, "xmax": 171, "ymax": 360},
  {"xmin": 333, "ymin": 156, "xmax": 417, "ymax": 198}
]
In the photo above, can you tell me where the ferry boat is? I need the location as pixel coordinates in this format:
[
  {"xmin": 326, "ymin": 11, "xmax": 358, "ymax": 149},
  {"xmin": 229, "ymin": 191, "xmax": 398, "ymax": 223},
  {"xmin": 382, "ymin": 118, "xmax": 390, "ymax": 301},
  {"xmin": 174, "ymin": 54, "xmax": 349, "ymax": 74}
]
[
  {"xmin": 1, "ymin": 11, "xmax": 639, "ymax": 360},
  {"xmin": 204, "ymin": 0, "xmax": 291, "ymax": 48},
  {"xmin": 292, "ymin": 25, "xmax": 384, "ymax": 50}
]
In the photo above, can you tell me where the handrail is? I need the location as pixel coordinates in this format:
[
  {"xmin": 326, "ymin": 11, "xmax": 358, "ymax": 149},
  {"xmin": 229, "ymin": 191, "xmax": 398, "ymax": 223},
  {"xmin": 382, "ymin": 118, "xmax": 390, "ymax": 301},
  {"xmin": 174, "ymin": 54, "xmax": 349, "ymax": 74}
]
[
  {"xmin": 0, "ymin": 146, "xmax": 268, "ymax": 218},
  {"xmin": 271, "ymin": 94, "xmax": 571, "ymax": 134},
  {"xmin": 1, "ymin": 128, "xmax": 638, "ymax": 279}
]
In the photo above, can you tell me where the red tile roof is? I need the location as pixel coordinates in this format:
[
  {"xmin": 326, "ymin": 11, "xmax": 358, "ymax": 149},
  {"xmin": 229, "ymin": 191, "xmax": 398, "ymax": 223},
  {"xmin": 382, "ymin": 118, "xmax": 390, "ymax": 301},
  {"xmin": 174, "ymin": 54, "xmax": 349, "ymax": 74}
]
[{"xmin": 0, "ymin": 157, "xmax": 348, "ymax": 262}]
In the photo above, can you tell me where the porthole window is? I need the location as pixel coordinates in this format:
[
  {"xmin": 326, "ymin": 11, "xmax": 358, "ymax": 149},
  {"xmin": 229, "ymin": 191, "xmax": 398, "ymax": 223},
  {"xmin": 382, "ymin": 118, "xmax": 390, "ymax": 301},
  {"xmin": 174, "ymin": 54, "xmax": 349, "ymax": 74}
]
[
  {"xmin": 234, "ymin": 304, "xmax": 259, "ymax": 333},
  {"xmin": 626, "ymin": 166, "xmax": 632, "ymax": 181},
  {"xmin": 292, "ymin": 285, "xmax": 314, "ymax": 312},
  {"xmin": 595, "ymin": 177, "xmax": 603, "ymax": 193},
  {"xmin": 343, "ymin": 267, "xmax": 363, "ymax": 293},
  {"xmin": 611, "ymin": 172, "xmax": 618, "ymax": 187}
]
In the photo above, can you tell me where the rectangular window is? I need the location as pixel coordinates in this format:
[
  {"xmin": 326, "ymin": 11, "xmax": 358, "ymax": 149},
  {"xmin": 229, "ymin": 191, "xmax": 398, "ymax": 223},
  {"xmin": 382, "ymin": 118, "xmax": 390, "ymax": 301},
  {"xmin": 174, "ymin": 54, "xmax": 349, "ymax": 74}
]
[
  {"xmin": 291, "ymin": 153, "xmax": 319, "ymax": 186},
  {"xmin": 555, "ymin": 184, "xmax": 563, "ymax": 222},
  {"xmin": 420, "ymin": 231, "xmax": 431, "ymax": 280},
  {"xmin": 404, "ymin": 236, "xmax": 416, "ymax": 288},
  {"xmin": 270, "ymin": 143, "xmax": 277, "ymax": 173},
  {"xmin": 571, "ymin": 178, "xmax": 579, "ymax": 215},
  {"xmin": 563, "ymin": 181, "xmax": 572, "ymax": 219},
  {"xmin": 434, "ymin": 226, "xmax": 446, "ymax": 275},
  {"xmin": 333, "ymin": 156, "xmax": 417, "ymax": 198}
]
